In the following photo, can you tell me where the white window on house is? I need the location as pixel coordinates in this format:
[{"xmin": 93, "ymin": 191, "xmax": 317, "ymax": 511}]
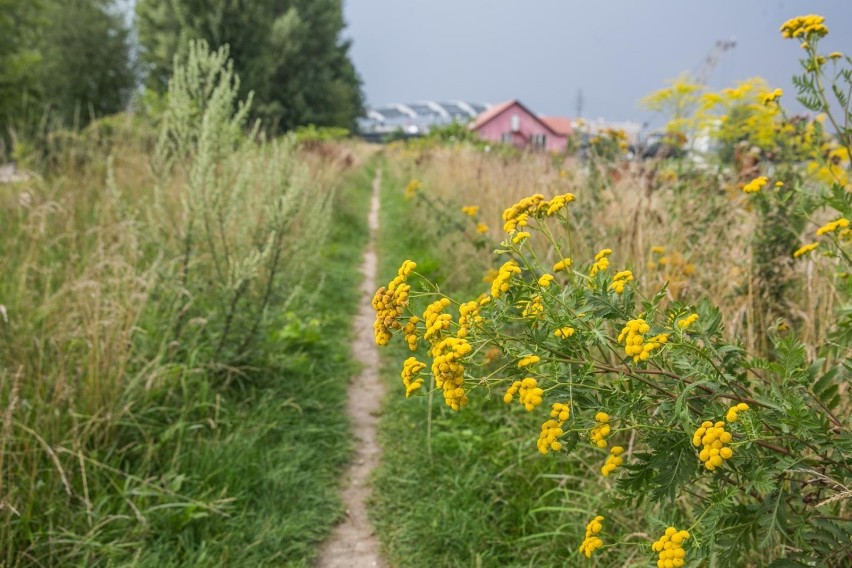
[
  {"xmin": 501, "ymin": 132, "xmax": 513, "ymax": 144},
  {"xmin": 510, "ymin": 114, "xmax": 520, "ymax": 132},
  {"xmin": 531, "ymin": 134, "xmax": 547, "ymax": 151}
]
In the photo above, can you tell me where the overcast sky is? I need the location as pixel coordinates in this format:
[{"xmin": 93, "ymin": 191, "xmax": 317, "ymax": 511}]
[{"xmin": 343, "ymin": 1, "xmax": 852, "ymax": 124}]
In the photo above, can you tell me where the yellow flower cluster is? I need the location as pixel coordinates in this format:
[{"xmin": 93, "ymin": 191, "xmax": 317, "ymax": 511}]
[
  {"xmin": 601, "ymin": 446, "xmax": 624, "ymax": 476},
  {"xmin": 590, "ymin": 412, "xmax": 611, "ymax": 448},
  {"xmin": 517, "ymin": 354, "xmax": 540, "ymax": 368},
  {"xmin": 590, "ymin": 128, "xmax": 629, "ymax": 153},
  {"xmin": 726, "ymin": 402, "xmax": 750, "ymax": 423},
  {"xmin": 793, "ymin": 242, "xmax": 819, "ymax": 258},
  {"xmin": 677, "ymin": 313, "xmax": 699, "ymax": 329},
  {"xmin": 692, "ymin": 420, "xmax": 734, "ymax": 470},
  {"xmin": 502, "ymin": 195, "xmax": 541, "ymax": 233},
  {"xmin": 501, "ymin": 192, "xmax": 576, "ymax": 233},
  {"xmin": 553, "ymin": 258, "xmax": 572, "ymax": 272},
  {"xmin": 476, "ymin": 222, "xmax": 489, "ymax": 234},
  {"xmin": 372, "ymin": 260, "xmax": 416, "ymax": 345},
  {"xmin": 652, "ymin": 527, "xmax": 690, "ymax": 568},
  {"xmin": 816, "ymin": 217, "xmax": 850, "ymax": 236},
  {"xmin": 491, "ymin": 260, "xmax": 522, "ymax": 298},
  {"xmin": 538, "ymin": 273, "xmax": 554, "ymax": 287},
  {"xmin": 403, "ymin": 316, "xmax": 420, "ymax": 351},
  {"xmin": 618, "ymin": 319, "xmax": 669, "ymax": 363},
  {"xmin": 512, "ymin": 231, "xmax": 531, "ymax": 244},
  {"xmin": 590, "ymin": 249, "xmax": 612, "ymax": 276},
  {"xmin": 537, "ymin": 402, "xmax": 570, "ymax": 454},
  {"xmin": 423, "ymin": 298, "xmax": 451, "ymax": 341},
  {"xmin": 503, "ymin": 382, "xmax": 518, "ymax": 403},
  {"xmin": 609, "ymin": 270, "xmax": 633, "ymax": 294},
  {"xmin": 404, "ymin": 179, "xmax": 422, "ymax": 199},
  {"xmin": 521, "ymin": 296, "xmax": 544, "ymax": 319},
  {"xmin": 420, "ymin": 297, "xmax": 477, "ymax": 409},
  {"xmin": 461, "ymin": 205, "xmax": 479, "ymax": 217},
  {"xmin": 760, "ymin": 88, "xmax": 783, "ymax": 105},
  {"xmin": 648, "ymin": 249, "xmax": 695, "ymax": 295},
  {"xmin": 780, "ymin": 14, "xmax": 828, "ymax": 39},
  {"xmin": 554, "ymin": 326, "xmax": 574, "ymax": 339},
  {"xmin": 578, "ymin": 516, "xmax": 605, "ymax": 558},
  {"xmin": 503, "ymin": 377, "xmax": 544, "ymax": 411},
  {"xmin": 519, "ymin": 378, "xmax": 544, "ymax": 411},
  {"xmin": 545, "ymin": 193, "xmax": 575, "ymax": 216},
  {"xmin": 430, "ymin": 336, "xmax": 471, "ymax": 410},
  {"xmin": 457, "ymin": 300, "xmax": 482, "ymax": 339},
  {"xmin": 742, "ymin": 175, "xmax": 768, "ymax": 193},
  {"xmin": 400, "ymin": 357, "xmax": 425, "ymax": 397},
  {"xmin": 503, "ymin": 212, "xmax": 529, "ymax": 234},
  {"xmin": 807, "ymin": 146, "xmax": 850, "ymax": 187}
]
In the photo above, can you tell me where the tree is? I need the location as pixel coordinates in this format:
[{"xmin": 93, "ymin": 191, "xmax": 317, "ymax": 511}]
[
  {"xmin": 0, "ymin": 0, "xmax": 135, "ymax": 155},
  {"xmin": 0, "ymin": 0, "xmax": 42, "ymax": 153},
  {"xmin": 135, "ymin": 0, "xmax": 364, "ymax": 132},
  {"xmin": 34, "ymin": 0, "xmax": 136, "ymax": 127}
]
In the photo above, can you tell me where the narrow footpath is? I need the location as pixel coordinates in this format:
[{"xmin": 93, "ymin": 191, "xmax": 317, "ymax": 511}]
[{"xmin": 317, "ymin": 172, "xmax": 386, "ymax": 568}]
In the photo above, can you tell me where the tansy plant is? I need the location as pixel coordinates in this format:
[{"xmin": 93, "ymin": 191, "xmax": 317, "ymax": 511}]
[
  {"xmin": 739, "ymin": 14, "xmax": 852, "ymax": 350},
  {"xmin": 373, "ymin": 182, "xmax": 850, "ymax": 564},
  {"xmin": 780, "ymin": 14, "xmax": 852, "ymax": 268}
]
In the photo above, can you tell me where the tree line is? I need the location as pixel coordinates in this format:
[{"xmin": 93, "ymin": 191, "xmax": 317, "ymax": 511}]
[{"xmin": 0, "ymin": 0, "xmax": 363, "ymax": 156}]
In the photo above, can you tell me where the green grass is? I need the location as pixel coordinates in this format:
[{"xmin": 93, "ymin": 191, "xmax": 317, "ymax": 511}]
[
  {"xmin": 369, "ymin": 159, "xmax": 608, "ymax": 567},
  {"xmin": 0, "ymin": 142, "xmax": 375, "ymax": 567},
  {"xmin": 125, "ymin": 158, "xmax": 377, "ymax": 567}
]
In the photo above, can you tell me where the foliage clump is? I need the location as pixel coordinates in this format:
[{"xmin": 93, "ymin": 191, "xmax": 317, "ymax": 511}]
[
  {"xmin": 374, "ymin": 13, "xmax": 852, "ymax": 566},
  {"xmin": 136, "ymin": 0, "xmax": 364, "ymax": 132}
]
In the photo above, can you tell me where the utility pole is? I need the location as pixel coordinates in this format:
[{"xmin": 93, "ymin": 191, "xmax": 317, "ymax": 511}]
[
  {"xmin": 575, "ymin": 88, "xmax": 584, "ymax": 119},
  {"xmin": 695, "ymin": 39, "xmax": 736, "ymax": 86}
]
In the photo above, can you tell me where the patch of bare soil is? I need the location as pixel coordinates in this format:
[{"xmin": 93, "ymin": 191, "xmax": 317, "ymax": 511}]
[{"xmin": 317, "ymin": 172, "xmax": 386, "ymax": 568}]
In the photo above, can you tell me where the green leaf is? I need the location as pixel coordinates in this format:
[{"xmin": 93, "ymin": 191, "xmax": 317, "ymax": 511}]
[
  {"xmin": 647, "ymin": 433, "xmax": 697, "ymax": 502},
  {"xmin": 675, "ymin": 378, "xmax": 715, "ymax": 422}
]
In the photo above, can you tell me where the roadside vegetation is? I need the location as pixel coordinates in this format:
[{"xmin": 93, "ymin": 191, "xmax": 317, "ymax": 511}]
[
  {"xmin": 370, "ymin": 15, "xmax": 851, "ymax": 567},
  {"xmin": 2, "ymin": 5, "xmax": 850, "ymax": 568},
  {"xmin": 0, "ymin": 43, "xmax": 371, "ymax": 566}
]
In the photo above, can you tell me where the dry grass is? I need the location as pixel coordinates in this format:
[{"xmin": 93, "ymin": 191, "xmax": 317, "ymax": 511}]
[
  {"xmin": 0, "ymin": 122, "xmax": 362, "ymax": 564},
  {"xmin": 385, "ymin": 143, "xmax": 840, "ymax": 355}
]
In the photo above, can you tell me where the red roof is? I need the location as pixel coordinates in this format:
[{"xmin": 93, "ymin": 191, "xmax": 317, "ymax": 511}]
[
  {"xmin": 471, "ymin": 100, "xmax": 516, "ymax": 130},
  {"xmin": 541, "ymin": 116, "xmax": 572, "ymax": 136}
]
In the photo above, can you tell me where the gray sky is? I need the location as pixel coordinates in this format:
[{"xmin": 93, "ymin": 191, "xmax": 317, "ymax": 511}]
[{"xmin": 343, "ymin": 1, "xmax": 852, "ymax": 124}]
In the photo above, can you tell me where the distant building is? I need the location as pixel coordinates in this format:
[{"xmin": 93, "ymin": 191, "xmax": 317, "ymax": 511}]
[
  {"xmin": 357, "ymin": 101, "xmax": 489, "ymax": 139},
  {"xmin": 471, "ymin": 100, "xmax": 571, "ymax": 152}
]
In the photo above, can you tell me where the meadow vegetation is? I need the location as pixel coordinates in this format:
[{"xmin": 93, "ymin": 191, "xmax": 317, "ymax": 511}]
[
  {"xmin": 2, "ymin": 8, "xmax": 851, "ymax": 568},
  {"xmin": 370, "ymin": 15, "xmax": 850, "ymax": 567},
  {"xmin": 0, "ymin": 43, "xmax": 371, "ymax": 566}
]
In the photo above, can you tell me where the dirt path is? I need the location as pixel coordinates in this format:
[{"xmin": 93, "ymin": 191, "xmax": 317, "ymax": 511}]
[{"xmin": 317, "ymin": 172, "xmax": 386, "ymax": 568}]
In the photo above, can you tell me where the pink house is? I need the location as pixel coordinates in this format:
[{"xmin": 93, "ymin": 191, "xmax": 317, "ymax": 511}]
[{"xmin": 472, "ymin": 100, "xmax": 571, "ymax": 152}]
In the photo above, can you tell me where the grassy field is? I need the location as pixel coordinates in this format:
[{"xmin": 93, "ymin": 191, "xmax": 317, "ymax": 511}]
[
  {"xmin": 368, "ymin": 126, "xmax": 851, "ymax": 566},
  {"xmin": 0, "ymin": 111, "xmax": 376, "ymax": 565},
  {"xmin": 1, "ymin": 19, "xmax": 850, "ymax": 567},
  {"xmin": 370, "ymin": 157, "xmax": 606, "ymax": 567},
  {"xmin": 2, "ymin": 125, "xmax": 848, "ymax": 567}
]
